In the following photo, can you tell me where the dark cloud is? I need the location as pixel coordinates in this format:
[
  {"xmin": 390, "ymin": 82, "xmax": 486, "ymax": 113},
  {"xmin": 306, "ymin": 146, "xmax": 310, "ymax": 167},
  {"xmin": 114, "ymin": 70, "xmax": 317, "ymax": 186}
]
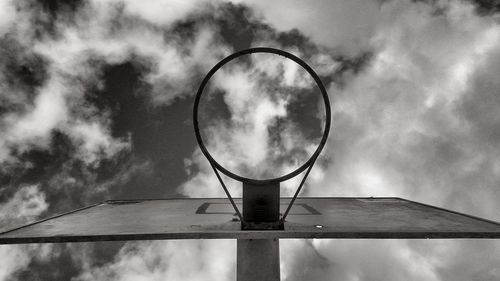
[
  {"xmin": 0, "ymin": 132, "xmax": 74, "ymax": 199},
  {"xmin": 10, "ymin": 0, "xmax": 85, "ymax": 41},
  {"xmin": 471, "ymin": 0, "xmax": 500, "ymax": 15},
  {"xmin": 12, "ymin": 244, "xmax": 81, "ymax": 281},
  {"xmin": 215, "ymin": 3, "xmax": 266, "ymax": 50},
  {"xmin": 89, "ymin": 61, "xmax": 197, "ymax": 198},
  {"xmin": 459, "ymin": 48, "xmax": 500, "ymax": 147},
  {"xmin": 39, "ymin": 0, "xmax": 84, "ymax": 15},
  {"xmin": 0, "ymin": 35, "xmax": 48, "ymax": 116}
]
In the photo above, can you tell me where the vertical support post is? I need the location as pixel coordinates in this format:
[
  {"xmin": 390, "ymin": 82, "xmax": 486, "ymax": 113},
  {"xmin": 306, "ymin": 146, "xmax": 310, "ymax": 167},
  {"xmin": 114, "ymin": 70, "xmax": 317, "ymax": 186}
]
[
  {"xmin": 238, "ymin": 182, "xmax": 281, "ymax": 280},
  {"xmin": 237, "ymin": 239, "xmax": 280, "ymax": 281}
]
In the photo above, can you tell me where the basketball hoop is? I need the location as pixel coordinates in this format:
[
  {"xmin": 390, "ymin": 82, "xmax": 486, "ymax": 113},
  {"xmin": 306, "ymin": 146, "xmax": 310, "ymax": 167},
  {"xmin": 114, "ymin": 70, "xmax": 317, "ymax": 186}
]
[
  {"xmin": 193, "ymin": 47, "xmax": 331, "ymax": 185},
  {"xmin": 193, "ymin": 47, "xmax": 331, "ymax": 228}
]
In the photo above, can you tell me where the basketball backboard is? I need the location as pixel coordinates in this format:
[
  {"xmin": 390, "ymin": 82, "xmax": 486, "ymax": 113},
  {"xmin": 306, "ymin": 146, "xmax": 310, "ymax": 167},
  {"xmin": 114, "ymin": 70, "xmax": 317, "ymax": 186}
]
[{"xmin": 1, "ymin": 197, "xmax": 499, "ymax": 244}]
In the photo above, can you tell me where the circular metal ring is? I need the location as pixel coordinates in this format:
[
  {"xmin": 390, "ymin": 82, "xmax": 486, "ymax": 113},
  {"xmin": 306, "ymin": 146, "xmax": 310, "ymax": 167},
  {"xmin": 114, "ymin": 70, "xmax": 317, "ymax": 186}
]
[{"xmin": 193, "ymin": 47, "xmax": 331, "ymax": 185}]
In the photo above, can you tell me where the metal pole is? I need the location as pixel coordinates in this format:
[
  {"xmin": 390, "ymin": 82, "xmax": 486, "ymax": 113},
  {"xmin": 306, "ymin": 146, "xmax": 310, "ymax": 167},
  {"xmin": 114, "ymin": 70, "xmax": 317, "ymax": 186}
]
[
  {"xmin": 237, "ymin": 238, "xmax": 280, "ymax": 281},
  {"xmin": 237, "ymin": 182, "xmax": 281, "ymax": 280}
]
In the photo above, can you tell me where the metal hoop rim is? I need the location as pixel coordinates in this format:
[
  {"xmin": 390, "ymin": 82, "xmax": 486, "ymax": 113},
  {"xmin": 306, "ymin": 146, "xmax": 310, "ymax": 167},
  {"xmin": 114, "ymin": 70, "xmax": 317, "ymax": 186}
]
[{"xmin": 193, "ymin": 47, "xmax": 331, "ymax": 185}]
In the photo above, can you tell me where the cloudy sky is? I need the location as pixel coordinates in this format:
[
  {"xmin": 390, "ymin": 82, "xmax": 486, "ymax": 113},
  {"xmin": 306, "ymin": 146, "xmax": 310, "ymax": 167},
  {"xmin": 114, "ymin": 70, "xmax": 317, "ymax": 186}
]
[{"xmin": 1, "ymin": 0, "xmax": 500, "ymax": 280}]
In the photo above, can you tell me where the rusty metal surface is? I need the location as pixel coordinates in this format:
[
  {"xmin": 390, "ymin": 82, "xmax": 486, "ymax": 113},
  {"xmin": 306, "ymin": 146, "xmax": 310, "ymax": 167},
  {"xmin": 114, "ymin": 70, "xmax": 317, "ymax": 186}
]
[{"xmin": 1, "ymin": 197, "xmax": 499, "ymax": 244}]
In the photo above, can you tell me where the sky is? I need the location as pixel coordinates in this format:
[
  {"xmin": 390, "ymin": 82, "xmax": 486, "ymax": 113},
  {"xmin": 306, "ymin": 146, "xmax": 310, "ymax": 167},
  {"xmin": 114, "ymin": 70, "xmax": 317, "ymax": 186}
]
[{"xmin": 0, "ymin": 0, "xmax": 500, "ymax": 280}]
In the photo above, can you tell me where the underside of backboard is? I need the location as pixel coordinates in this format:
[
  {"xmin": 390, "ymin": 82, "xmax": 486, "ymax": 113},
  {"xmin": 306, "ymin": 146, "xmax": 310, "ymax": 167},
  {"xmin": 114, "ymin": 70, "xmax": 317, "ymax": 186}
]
[{"xmin": 0, "ymin": 197, "xmax": 499, "ymax": 244}]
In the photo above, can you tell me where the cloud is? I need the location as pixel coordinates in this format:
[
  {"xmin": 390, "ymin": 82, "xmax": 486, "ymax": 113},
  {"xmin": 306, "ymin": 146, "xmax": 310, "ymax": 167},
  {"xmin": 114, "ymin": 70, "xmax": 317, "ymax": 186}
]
[
  {"xmin": 116, "ymin": 0, "xmax": 206, "ymax": 26},
  {"xmin": 282, "ymin": 239, "xmax": 500, "ymax": 281},
  {"xmin": 306, "ymin": 0, "xmax": 500, "ymax": 216},
  {"xmin": 0, "ymin": 0, "xmax": 16, "ymax": 37},
  {"xmin": 74, "ymin": 240, "xmax": 235, "ymax": 281},
  {"xmin": 0, "ymin": 244, "xmax": 54, "ymax": 281},
  {"xmin": 181, "ymin": 149, "xmax": 234, "ymax": 197},
  {"xmin": 0, "ymin": 185, "xmax": 48, "ymax": 231},
  {"xmin": 229, "ymin": 0, "xmax": 383, "ymax": 56},
  {"xmin": 0, "ymin": 0, "xmax": 233, "ymax": 168},
  {"xmin": 0, "ymin": 185, "xmax": 53, "ymax": 280},
  {"xmin": 65, "ymin": 120, "xmax": 130, "ymax": 166}
]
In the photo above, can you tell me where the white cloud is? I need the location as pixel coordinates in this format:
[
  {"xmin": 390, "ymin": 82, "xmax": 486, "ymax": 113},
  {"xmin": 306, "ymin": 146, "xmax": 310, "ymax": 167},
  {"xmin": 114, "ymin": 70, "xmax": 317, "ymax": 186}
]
[
  {"xmin": 0, "ymin": 244, "xmax": 54, "ymax": 281},
  {"xmin": 0, "ymin": 185, "xmax": 52, "ymax": 281},
  {"xmin": 0, "ymin": 69, "xmax": 130, "ymax": 167},
  {"xmin": 65, "ymin": 120, "xmax": 130, "ymax": 166},
  {"xmin": 280, "ymin": 239, "xmax": 500, "ymax": 281},
  {"xmin": 0, "ymin": 0, "xmax": 234, "ymax": 167},
  {"xmin": 0, "ymin": 77, "xmax": 68, "ymax": 159},
  {"xmin": 307, "ymin": 0, "xmax": 500, "ymax": 207},
  {"xmin": 229, "ymin": 0, "xmax": 382, "ymax": 56},
  {"xmin": 75, "ymin": 240, "xmax": 235, "ymax": 281},
  {"xmin": 117, "ymin": 0, "xmax": 207, "ymax": 27},
  {"xmin": 0, "ymin": 0, "xmax": 16, "ymax": 37},
  {"xmin": 181, "ymin": 149, "xmax": 229, "ymax": 197},
  {"xmin": 0, "ymin": 185, "xmax": 48, "ymax": 231}
]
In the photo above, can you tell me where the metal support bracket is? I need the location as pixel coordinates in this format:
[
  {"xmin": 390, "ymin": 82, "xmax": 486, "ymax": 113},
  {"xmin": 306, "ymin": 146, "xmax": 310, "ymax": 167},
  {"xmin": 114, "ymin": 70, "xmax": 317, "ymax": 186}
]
[{"xmin": 242, "ymin": 182, "xmax": 282, "ymax": 230}]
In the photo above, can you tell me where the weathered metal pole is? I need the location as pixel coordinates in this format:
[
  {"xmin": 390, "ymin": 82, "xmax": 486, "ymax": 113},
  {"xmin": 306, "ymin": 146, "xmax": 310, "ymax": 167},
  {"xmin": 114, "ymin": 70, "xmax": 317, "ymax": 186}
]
[
  {"xmin": 237, "ymin": 239, "xmax": 280, "ymax": 281},
  {"xmin": 237, "ymin": 182, "xmax": 281, "ymax": 281}
]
